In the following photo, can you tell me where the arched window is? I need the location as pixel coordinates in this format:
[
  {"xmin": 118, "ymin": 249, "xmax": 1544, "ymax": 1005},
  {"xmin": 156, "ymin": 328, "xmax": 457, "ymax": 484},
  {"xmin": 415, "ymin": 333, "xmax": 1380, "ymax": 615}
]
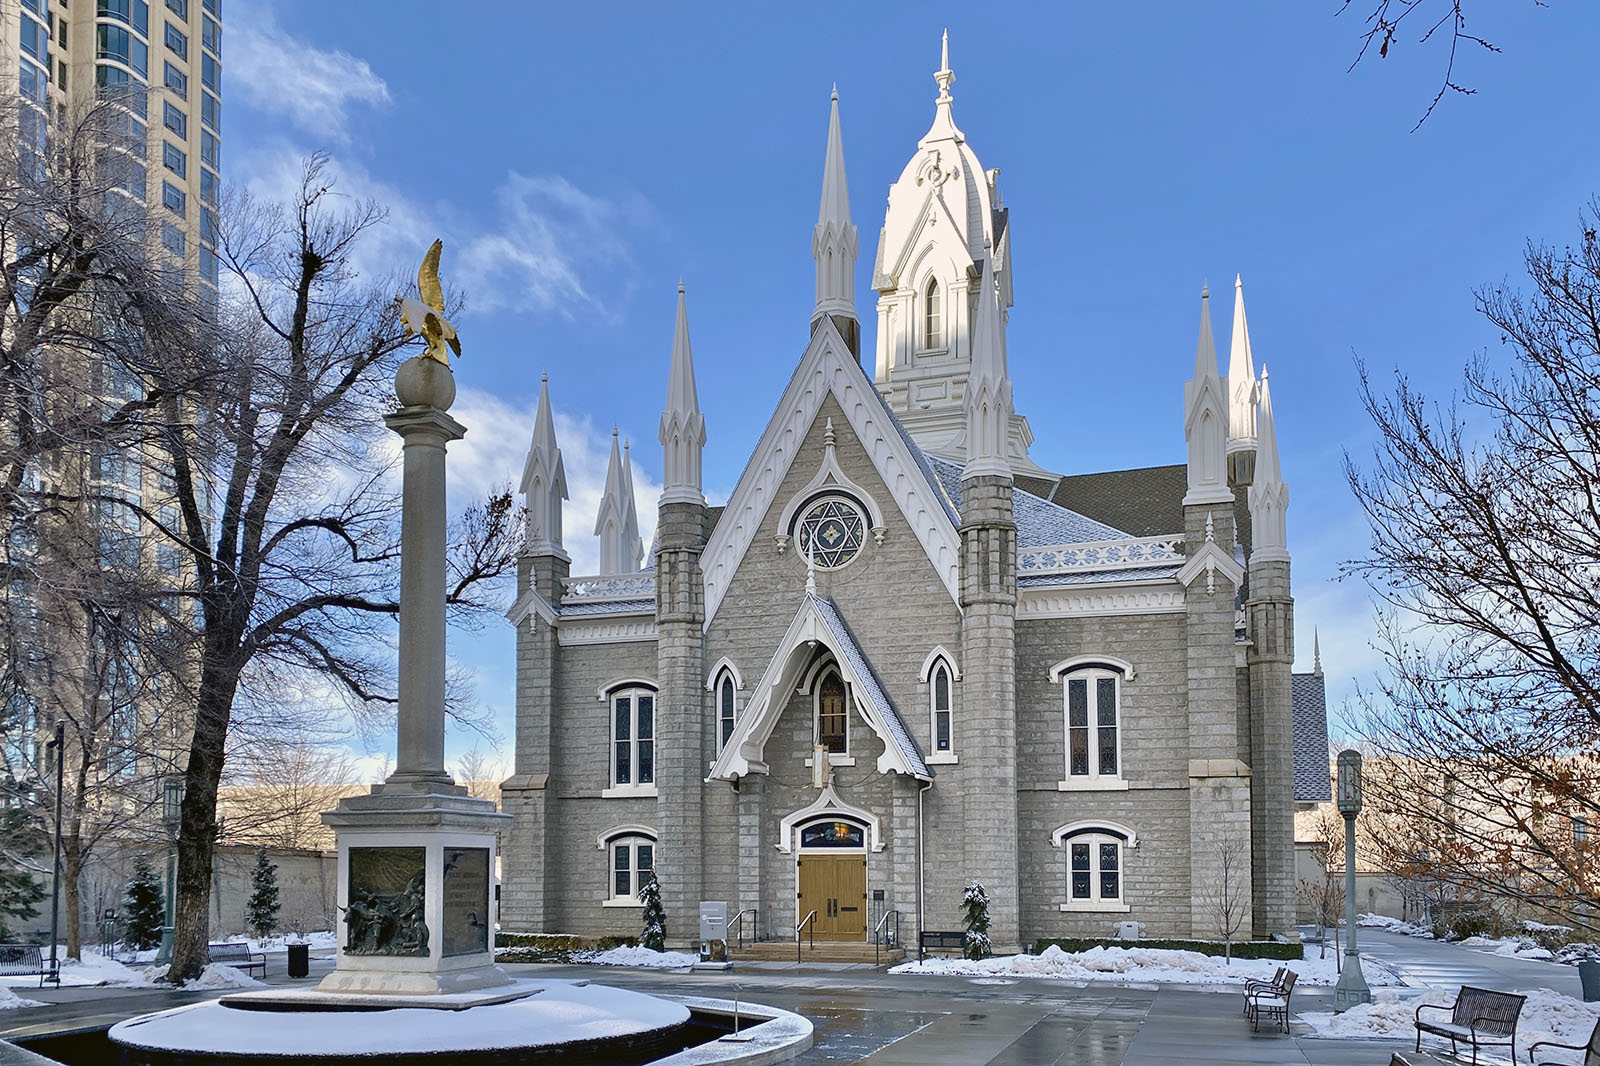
[
  {"xmin": 609, "ymin": 684, "xmax": 655, "ymax": 790},
  {"xmin": 816, "ymin": 670, "xmax": 848, "ymax": 754},
  {"xmin": 1052, "ymin": 661, "xmax": 1127, "ymax": 788},
  {"xmin": 924, "ymin": 278, "xmax": 942, "ymax": 349},
  {"xmin": 718, "ymin": 672, "xmax": 737, "ymax": 751},
  {"xmin": 1052, "ymin": 822, "xmax": 1135, "ymax": 912},
  {"xmin": 601, "ymin": 829, "xmax": 656, "ymax": 905},
  {"xmin": 930, "ymin": 661, "xmax": 953, "ymax": 754}
]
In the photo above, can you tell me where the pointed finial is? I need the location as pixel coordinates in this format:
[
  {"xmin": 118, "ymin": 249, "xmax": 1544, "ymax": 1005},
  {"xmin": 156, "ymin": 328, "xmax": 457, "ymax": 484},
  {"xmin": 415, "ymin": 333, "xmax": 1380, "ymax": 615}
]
[
  {"xmin": 824, "ymin": 417, "xmax": 836, "ymax": 449},
  {"xmin": 1194, "ymin": 283, "xmax": 1220, "ymax": 380},
  {"xmin": 1313, "ymin": 628, "xmax": 1323, "ymax": 676},
  {"xmin": 1228, "ymin": 274, "xmax": 1258, "ymax": 446},
  {"xmin": 831, "ymin": 82, "xmax": 838, "ymax": 100},
  {"xmin": 1205, "ymin": 510, "xmax": 1215, "ymax": 543},
  {"xmin": 805, "ymin": 536, "xmax": 817, "ymax": 594},
  {"xmin": 934, "ymin": 28, "xmax": 955, "ymax": 103},
  {"xmin": 661, "ymin": 279, "xmax": 706, "ymax": 506},
  {"xmin": 541, "ymin": 370, "xmax": 548, "ymax": 384}
]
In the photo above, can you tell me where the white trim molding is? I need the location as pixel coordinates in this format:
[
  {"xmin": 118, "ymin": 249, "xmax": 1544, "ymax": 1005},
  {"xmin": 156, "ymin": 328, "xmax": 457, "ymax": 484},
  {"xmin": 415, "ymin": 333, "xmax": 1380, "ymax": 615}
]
[
  {"xmin": 1017, "ymin": 582, "xmax": 1185, "ymax": 620},
  {"xmin": 1048, "ymin": 654, "xmax": 1136, "ymax": 683},
  {"xmin": 918, "ymin": 645, "xmax": 961, "ymax": 683},
  {"xmin": 596, "ymin": 824, "xmax": 658, "ymax": 851},
  {"xmin": 776, "ymin": 783, "xmax": 885, "ymax": 853},
  {"xmin": 596, "ymin": 677, "xmax": 659, "ymax": 701},
  {"xmin": 1051, "ymin": 820, "xmax": 1139, "ymax": 848},
  {"xmin": 559, "ymin": 618, "xmax": 657, "ymax": 647},
  {"xmin": 705, "ymin": 657, "xmax": 744, "ymax": 692}
]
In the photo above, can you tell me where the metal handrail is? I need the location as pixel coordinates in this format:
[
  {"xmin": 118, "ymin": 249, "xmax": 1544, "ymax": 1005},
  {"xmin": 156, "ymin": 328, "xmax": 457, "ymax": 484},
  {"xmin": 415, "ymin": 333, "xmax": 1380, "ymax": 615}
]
[
  {"xmin": 725, "ymin": 907, "xmax": 758, "ymax": 950},
  {"xmin": 874, "ymin": 908, "xmax": 901, "ymax": 966},
  {"xmin": 795, "ymin": 909, "xmax": 816, "ymax": 962}
]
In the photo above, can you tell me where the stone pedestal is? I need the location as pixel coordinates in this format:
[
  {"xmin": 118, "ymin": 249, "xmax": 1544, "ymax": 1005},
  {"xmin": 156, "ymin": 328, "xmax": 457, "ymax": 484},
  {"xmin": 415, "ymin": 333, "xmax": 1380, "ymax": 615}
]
[{"xmin": 319, "ymin": 788, "xmax": 510, "ymax": 995}]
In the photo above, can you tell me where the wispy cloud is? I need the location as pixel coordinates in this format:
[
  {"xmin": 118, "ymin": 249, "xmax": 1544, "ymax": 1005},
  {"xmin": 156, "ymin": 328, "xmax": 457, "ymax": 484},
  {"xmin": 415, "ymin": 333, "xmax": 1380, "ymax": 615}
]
[
  {"xmin": 227, "ymin": 6, "xmax": 390, "ymax": 141},
  {"xmin": 449, "ymin": 386, "xmax": 661, "ymax": 577},
  {"xmin": 457, "ymin": 173, "xmax": 645, "ymax": 318}
]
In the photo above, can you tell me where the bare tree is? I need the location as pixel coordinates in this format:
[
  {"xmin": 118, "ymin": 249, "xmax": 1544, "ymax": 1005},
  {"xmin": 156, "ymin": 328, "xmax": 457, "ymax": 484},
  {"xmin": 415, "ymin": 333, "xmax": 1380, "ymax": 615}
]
[
  {"xmin": 1345, "ymin": 205, "xmax": 1600, "ymax": 933},
  {"xmin": 1207, "ymin": 837, "xmax": 1251, "ymax": 962},
  {"xmin": 159, "ymin": 157, "xmax": 522, "ymax": 982},
  {"xmin": 1297, "ymin": 807, "xmax": 1346, "ymax": 962},
  {"xmin": 453, "ymin": 743, "xmax": 504, "ymax": 805},
  {"xmin": 219, "ymin": 730, "xmax": 363, "ymax": 851}
]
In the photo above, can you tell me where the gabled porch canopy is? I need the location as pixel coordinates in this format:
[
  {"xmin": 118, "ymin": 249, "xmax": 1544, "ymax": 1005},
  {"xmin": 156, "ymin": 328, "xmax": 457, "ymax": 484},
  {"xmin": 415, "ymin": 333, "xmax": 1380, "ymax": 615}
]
[{"xmin": 707, "ymin": 593, "xmax": 931, "ymax": 783}]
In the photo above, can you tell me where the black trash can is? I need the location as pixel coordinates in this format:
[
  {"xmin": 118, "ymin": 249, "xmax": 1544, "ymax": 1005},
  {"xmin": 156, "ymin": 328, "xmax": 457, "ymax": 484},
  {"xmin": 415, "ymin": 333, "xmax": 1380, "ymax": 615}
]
[
  {"xmin": 286, "ymin": 942, "xmax": 310, "ymax": 979},
  {"xmin": 1580, "ymin": 960, "xmax": 1600, "ymax": 1002}
]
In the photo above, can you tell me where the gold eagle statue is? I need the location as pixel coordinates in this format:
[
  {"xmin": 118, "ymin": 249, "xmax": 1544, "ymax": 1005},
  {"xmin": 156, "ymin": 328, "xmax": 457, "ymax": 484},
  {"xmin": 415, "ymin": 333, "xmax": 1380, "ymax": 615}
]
[{"xmin": 399, "ymin": 239, "xmax": 461, "ymax": 367}]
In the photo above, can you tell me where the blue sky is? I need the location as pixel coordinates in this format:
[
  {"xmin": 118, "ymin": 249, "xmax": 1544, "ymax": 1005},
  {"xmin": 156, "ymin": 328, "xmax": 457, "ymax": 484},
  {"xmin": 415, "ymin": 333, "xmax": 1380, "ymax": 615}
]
[{"xmin": 224, "ymin": 2, "xmax": 1599, "ymax": 770}]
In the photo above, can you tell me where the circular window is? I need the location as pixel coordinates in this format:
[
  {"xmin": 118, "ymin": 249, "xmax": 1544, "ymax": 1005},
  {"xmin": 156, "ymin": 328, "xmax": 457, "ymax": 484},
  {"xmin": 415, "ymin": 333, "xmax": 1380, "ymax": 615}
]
[{"xmin": 796, "ymin": 496, "xmax": 866, "ymax": 570}]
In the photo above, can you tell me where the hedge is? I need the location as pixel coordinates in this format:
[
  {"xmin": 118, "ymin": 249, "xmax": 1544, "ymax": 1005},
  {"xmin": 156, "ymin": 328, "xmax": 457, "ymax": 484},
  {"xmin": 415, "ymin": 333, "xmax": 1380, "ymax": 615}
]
[
  {"xmin": 1031, "ymin": 936, "xmax": 1303, "ymax": 961},
  {"xmin": 494, "ymin": 931, "xmax": 639, "ymax": 963}
]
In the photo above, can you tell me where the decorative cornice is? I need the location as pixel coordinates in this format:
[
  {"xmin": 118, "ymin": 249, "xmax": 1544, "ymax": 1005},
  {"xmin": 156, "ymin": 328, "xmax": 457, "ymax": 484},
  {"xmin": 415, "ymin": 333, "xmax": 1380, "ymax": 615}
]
[
  {"xmin": 1017, "ymin": 581, "xmax": 1185, "ymax": 620},
  {"xmin": 558, "ymin": 618, "xmax": 658, "ymax": 647},
  {"xmin": 562, "ymin": 574, "xmax": 656, "ymax": 604},
  {"xmin": 700, "ymin": 322, "xmax": 960, "ymax": 627},
  {"xmin": 1019, "ymin": 536, "xmax": 1184, "ymax": 577},
  {"xmin": 776, "ymin": 783, "xmax": 885, "ymax": 853}
]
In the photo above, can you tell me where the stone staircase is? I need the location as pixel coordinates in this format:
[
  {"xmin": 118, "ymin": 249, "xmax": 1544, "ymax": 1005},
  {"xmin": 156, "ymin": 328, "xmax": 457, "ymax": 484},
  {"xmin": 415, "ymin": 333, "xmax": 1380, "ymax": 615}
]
[{"xmin": 729, "ymin": 939, "xmax": 905, "ymax": 965}]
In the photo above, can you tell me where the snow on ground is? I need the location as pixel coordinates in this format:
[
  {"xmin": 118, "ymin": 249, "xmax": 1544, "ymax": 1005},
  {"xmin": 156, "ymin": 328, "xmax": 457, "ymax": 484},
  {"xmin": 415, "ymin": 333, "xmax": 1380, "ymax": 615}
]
[
  {"xmin": 211, "ymin": 931, "xmax": 337, "ymax": 954},
  {"xmin": 889, "ymin": 943, "xmax": 1406, "ymax": 987},
  {"xmin": 0, "ymin": 986, "xmax": 44, "ymax": 1009},
  {"xmin": 109, "ymin": 979, "xmax": 689, "ymax": 1055},
  {"xmin": 1357, "ymin": 913, "xmax": 1435, "ymax": 938},
  {"xmin": 1303, "ymin": 986, "xmax": 1600, "ymax": 1064},
  {"xmin": 574, "ymin": 945, "xmax": 700, "ymax": 969},
  {"xmin": 1460, "ymin": 934, "xmax": 1556, "ymax": 961}
]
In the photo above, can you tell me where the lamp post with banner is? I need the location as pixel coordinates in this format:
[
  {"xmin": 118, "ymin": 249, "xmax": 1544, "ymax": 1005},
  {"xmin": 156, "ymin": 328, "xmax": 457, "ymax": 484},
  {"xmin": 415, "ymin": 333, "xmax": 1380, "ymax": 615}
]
[
  {"xmin": 154, "ymin": 775, "xmax": 182, "ymax": 965},
  {"xmin": 1332, "ymin": 749, "xmax": 1371, "ymax": 1011}
]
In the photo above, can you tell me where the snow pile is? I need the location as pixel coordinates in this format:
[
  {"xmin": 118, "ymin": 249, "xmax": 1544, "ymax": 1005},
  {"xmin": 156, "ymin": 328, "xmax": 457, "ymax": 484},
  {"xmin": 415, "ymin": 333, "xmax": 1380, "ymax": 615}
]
[
  {"xmin": 575, "ymin": 945, "xmax": 699, "ymax": 969},
  {"xmin": 214, "ymin": 931, "xmax": 336, "ymax": 953},
  {"xmin": 176, "ymin": 965, "xmax": 267, "ymax": 990},
  {"xmin": 0, "ymin": 986, "xmax": 44, "ymax": 1010},
  {"xmin": 60, "ymin": 954, "xmax": 160, "ymax": 987},
  {"xmin": 1358, "ymin": 913, "xmax": 1434, "ymax": 938},
  {"xmin": 889, "ymin": 943, "xmax": 1405, "ymax": 987},
  {"xmin": 1303, "ymin": 985, "xmax": 1600, "ymax": 1062},
  {"xmin": 1460, "ymin": 935, "xmax": 1556, "ymax": 961}
]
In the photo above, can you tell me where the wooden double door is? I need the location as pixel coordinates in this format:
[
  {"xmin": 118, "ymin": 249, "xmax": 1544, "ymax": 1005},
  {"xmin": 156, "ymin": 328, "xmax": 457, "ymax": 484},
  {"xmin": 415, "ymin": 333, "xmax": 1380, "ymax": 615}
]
[{"xmin": 797, "ymin": 854, "xmax": 867, "ymax": 940}]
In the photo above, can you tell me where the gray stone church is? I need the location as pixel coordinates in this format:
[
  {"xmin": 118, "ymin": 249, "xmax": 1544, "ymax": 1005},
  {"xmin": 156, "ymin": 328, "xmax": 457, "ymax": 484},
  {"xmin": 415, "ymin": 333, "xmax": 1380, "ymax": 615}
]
[{"xmin": 500, "ymin": 43, "xmax": 1330, "ymax": 953}]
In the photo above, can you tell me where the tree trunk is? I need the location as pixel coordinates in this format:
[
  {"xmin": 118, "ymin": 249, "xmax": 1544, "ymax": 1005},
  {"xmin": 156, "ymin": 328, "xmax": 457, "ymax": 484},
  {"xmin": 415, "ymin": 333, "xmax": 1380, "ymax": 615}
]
[
  {"xmin": 62, "ymin": 836, "xmax": 83, "ymax": 960},
  {"xmin": 166, "ymin": 649, "xmax": 243, "ymax": 982}
]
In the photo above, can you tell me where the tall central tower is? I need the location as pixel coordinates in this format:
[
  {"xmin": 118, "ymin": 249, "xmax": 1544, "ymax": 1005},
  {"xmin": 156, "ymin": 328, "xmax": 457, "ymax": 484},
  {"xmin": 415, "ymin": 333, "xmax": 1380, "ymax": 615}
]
[{"xmin": 871, "ymin": 32, "xmax": 1041, "ymax": 473}]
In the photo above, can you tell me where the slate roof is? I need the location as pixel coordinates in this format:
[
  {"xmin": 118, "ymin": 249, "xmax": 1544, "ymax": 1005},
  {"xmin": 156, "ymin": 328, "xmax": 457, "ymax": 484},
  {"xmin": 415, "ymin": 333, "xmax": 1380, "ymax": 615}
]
[
  {"xmin": 811, "ymin": 594, "xmax": 930, "ymax": 780},
  {"xmin": 558, "ymin": 598, "xmax": 655, "ymax": 617},
  {"xmin": 1048, "ymin": 464, "xmax": 1252, "ymax": 554},
  {"xmin": 1292, "ymin": 672, "xmax": 1333, "ymax": 803},
  {"xmin": 924, "ymin": 456, "xmax": 1128, "ymax": 547}
]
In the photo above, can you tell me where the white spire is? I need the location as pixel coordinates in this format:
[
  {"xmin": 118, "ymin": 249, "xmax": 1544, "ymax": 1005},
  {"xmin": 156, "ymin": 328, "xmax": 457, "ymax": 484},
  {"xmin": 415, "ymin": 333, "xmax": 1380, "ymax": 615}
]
[
  {"xmin": 1226, "ymin": 274, "xmax": 1259, "ymax": 452},
  {"xmin": 1248, "ymin": 365, "xmax": 1290, "ymax": 562},
  {"xmin": 621, "ymin": 439, "xmax": 643, "ymax": 569},
  {"xmin": 1313, "ymin": 628, "xmax": 1323, "ymax": 677},
  {"xmin": 659, "ymin": 282, "xmax": 707, "ymax": 506},
  {"xmin": 962, "ymin": 243, "xmax": 1013, "ymax": 480},
  {"xmin": 1183, "ymin": 285, "xmax": 1234, "ymax": 506},
  {"xmin": 922, "ymin": 28, "xmax": 963, "ymax": 146},
  {"xmin": 935, "ymin": 27, "xmax": 954, "ymax": 104},
  {"xmin": 519, "ymin": 372, "xmax": 568, "ymax": 559},
  {"xmin": 812, "ymin": 89, "xmax": 859, "ymax": 331},
  {"xmin": 596, "ymin": 427, "xmax": 641, "ymax": 573}
]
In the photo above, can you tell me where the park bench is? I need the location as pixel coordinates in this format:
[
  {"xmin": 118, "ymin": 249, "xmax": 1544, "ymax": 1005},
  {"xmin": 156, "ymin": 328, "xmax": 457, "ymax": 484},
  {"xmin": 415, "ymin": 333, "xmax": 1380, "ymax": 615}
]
[
  {"xmin": 1240, "ymin": 966, "xmax": 1287, "ymax": 1016},
  {"xmin": 0, "ymin": 944, "xmax": 58, "ymax": 988},
  {"xmin": 206, "ymin": 942, "xmax": 267, "ymax": 978},
  {"xmin": 1413, "ymin": 985, "xmax": 1524, "ymax": 1066},
  {"xmin": 1529, "ymin": 1016, "xmax": 1600, "ymax": 1066},
  {"xmin": 917, "ymin": 930, "xmax": 965, "ymax": 961},
  {"xmin": 1244, "ymin": 968, "xmax": 1297, "ymax": 1033}
]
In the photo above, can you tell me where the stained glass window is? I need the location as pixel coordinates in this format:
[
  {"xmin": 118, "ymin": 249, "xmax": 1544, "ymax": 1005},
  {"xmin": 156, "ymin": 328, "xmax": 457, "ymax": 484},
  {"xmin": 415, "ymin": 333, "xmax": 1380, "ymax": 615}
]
[
  {"xmin": 1063, "ymin": 830, "xmax": 1126, "ymax": 907},
  {"xmin": 797, "ymin": 496, "xmax": 866, "ymax": 569},
  {"xmin": 610, "ymin": 687, "xmax": 655, "ymax": 788},
  {"xmin": 817, "ymin": 672, "xmax": 847, "ymax": 753},
  {"xmin": 1064, "ymin": 668, "xmax": 1121, "ymax": 781}
]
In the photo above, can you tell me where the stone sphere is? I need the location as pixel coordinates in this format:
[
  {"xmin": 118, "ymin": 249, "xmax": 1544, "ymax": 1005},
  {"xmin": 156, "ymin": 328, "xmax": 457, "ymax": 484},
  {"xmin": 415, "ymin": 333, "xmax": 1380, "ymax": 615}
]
[{"xmin": 394, "ymin": 355, "xmax": 456, "ymax": 411}]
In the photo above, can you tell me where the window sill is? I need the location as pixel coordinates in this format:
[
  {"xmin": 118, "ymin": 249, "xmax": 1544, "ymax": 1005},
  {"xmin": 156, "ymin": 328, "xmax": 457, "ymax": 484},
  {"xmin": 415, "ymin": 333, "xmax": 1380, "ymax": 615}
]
[
  {"xmin": 1057, "ymin": 777, "xmax": 1129, "ymax": 792},
  {"xmin": 803, "ymin": 755, "xmax": 855, "ymax": 768},
  {"xmin": 602, "ymin": 898, "xmax": 645, "ymax": 909},
  {"xmin": 926, "ymin": 752, "xmax": 959, "ymax": 765},
  {"xmin": 1059, "ymin": 900, "xmax": 1131, "ymax": 913},
  {"xmin": 601, "ymin": 785, "xmax": 658, "ymax": 799}
]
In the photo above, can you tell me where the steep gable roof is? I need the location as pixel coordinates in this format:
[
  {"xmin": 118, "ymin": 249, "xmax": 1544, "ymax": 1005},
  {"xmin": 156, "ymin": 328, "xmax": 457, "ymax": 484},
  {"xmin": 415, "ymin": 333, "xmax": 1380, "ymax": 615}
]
[
  {"xmin": 1292, "ymin": 672, "xmax": 1333, "ymax": 803},
  {"xmin": 700, "ymin": 319, "xmax": 961, "ymax": 626}
]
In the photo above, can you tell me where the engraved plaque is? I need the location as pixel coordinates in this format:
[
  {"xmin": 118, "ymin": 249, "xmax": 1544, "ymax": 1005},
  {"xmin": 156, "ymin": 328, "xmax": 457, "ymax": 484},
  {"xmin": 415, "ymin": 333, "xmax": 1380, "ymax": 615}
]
[
  {"xmin": 442, "ymin": 847, "xmax": 491, "ymax": 956},
  {"xmin": 345, "ymin": 846, "xmax": 428, "ymax": 956}
]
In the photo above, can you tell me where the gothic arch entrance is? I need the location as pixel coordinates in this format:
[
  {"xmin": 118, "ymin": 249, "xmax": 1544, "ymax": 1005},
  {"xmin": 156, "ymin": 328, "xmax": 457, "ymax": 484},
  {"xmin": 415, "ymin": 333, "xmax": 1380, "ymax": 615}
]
[{"xmin": 795, "ymin": 817, "xmax": 868, "ymax": 942}]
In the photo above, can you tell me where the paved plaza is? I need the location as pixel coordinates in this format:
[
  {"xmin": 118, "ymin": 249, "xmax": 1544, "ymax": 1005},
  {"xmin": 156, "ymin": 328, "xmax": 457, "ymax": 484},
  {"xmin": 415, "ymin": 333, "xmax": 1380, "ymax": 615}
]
[{"xmin": 3, "ymin": 930, "xmax": 1587, "ymax": 1065}]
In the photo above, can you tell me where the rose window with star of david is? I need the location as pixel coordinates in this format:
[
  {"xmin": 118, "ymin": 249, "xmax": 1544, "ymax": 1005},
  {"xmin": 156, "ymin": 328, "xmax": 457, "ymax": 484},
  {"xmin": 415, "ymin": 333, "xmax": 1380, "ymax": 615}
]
[{"xmin": 796, "ymin": 496, "xmax": 867, "ymax": 570}]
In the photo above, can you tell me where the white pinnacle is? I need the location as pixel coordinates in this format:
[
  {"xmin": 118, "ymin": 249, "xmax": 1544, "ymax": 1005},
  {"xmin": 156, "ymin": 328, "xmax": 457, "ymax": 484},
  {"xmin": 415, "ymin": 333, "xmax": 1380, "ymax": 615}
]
[
  {"xmin": 962, "ymin": 242, "xmax": 1013, "ymax": 480},
  {"xmin": 1248, "ymin": 365, "xmax": 1290, "ymax": 562},
  {"xmin": 1183, "ymin": 284, "xmax": 1234, "ymax": 507},
  {"xmin": 596, "ymin": 427, "xmax": 641, "ymax": 573},
  {"xmin": 520, "ymin": 372, "xmax": 568, "ymax": 557},
  {"xmin": 1227, "ymin": 274, "xmax": 1259, "ymax": 447},
  {"xmin": 660, "ymin": 282, "xmax": 707, "ymax": 506},
  {"xmin": 813, "ymin": 91, "xmax": 859, "ymax": 326}
]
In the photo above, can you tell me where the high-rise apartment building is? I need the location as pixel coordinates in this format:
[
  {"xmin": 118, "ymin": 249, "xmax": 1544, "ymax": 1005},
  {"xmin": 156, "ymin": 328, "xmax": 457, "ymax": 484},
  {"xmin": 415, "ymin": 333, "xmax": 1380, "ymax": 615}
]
[{"xmin": 5, "ymin": 0, "xmax": 222, "ymax": 314}]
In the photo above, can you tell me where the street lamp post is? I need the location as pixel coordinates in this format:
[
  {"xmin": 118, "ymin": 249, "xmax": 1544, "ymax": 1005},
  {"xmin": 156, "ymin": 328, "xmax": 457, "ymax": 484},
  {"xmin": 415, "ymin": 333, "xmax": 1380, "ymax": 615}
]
[
  {"xmin": 154, "ymin": 775, "xmax": 182, "ymax": 965},
  {"xmin": 1332, "ymin": 749, "xmax": 1371, "ymax": 1011},
  {"xmin": 45, "ymin": 722, "xmax": 64, "ymax": 976}
]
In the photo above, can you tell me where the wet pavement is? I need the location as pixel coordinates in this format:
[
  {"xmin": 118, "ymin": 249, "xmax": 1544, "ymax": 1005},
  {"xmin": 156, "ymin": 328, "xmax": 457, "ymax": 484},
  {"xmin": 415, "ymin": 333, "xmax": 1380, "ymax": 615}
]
[{"xmin": 1, "ymin": 936, "xmax": 1586, "ymax": 1065}]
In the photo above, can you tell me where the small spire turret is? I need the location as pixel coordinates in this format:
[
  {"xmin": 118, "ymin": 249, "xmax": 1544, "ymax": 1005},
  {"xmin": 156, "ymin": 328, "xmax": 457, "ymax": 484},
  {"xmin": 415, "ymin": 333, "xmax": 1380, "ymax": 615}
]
[
  {"xmin": 962, "ymin": 242, "xmax": 1013, "ymax": 481},
  {"xmin": 812, "ymin": 89, "xmax": 860, "ymax": 351},
  {"xmin": 596, "ymin": 427, "xmax": 642, "ymax": 573},
  {"xmin": 1184, "ymin": 285, "xmax": 1233, "ymax": 506},
  {"xmin": 660, "ymin": 282, "xmax": 707, "ymax": 506},
  {"xmin": 1226, "ymin": 275, "xmax": 1260, "ymax": 485},
  {"xmin": 520, "ymin": 372, "xmax": 568, "ymax": 559},
  {"xmin": 1248, "ymin": 366, "xmax": 1290, "ymax": 562}
]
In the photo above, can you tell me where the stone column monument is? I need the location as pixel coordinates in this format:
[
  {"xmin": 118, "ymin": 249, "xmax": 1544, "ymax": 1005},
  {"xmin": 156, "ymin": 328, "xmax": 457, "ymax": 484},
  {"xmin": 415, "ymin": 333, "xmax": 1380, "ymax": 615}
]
[{"xmin": 318, "ymin": 241, "xmax": 511, "ymax": 996}]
